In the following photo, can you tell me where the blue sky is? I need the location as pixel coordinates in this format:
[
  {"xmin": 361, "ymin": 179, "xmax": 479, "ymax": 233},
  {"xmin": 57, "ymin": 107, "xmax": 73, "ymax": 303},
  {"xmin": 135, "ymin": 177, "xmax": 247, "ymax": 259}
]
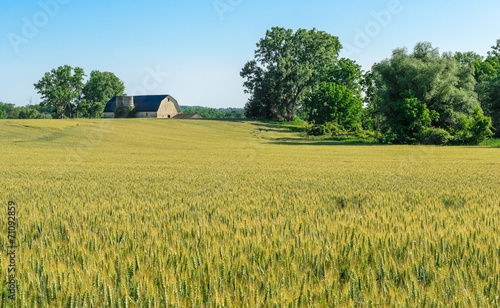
[{"xmin": 2, "ymin": 0, "xmax": 499, "ymax": 108}]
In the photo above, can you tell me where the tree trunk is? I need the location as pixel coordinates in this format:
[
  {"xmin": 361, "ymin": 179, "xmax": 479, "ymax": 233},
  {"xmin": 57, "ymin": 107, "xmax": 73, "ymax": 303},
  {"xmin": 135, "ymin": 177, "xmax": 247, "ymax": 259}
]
[{"xmin": 286, "ymin": 106, "xmax": 295, "ymax": 122}]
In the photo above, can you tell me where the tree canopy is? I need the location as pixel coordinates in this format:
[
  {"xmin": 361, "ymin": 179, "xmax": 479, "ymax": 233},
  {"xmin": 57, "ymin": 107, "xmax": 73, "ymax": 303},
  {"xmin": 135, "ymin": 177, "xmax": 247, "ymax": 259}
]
[
  {"xmin": 34, "ymin": 65, "xmax": 85, "ymax": 119},
  {"xmin": 82, "ymin": 71, "xmax": 125, "ymax": 118},
  {"xmin": 371, "ymin": 42, "xmax": 492, "ymax": 144},
  {"xmin": 33, "ymin": 66, "xmax": 126, "ymax": 119},
  {"xmin": 241, "ymin": 27, "xmax": 342, "ymax": 121},
  {"xmin": 474, "ymin": 40, "xmax": 500, "ymax": 136}
]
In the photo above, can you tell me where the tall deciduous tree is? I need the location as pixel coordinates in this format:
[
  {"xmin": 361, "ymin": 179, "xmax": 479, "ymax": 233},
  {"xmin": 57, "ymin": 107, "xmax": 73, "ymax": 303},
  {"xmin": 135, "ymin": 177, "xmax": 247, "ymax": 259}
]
[
  {"xmin": 372, "ymin": 42, "xmax": 492, "ymax": 144},
  {"xmin": 241, "ymin": 27, "xmax": 342, "ymax": 121},
  {"xmin": 82, "ymin": 71, "xmax": 125, "ymax": 118},
  {"xmin": 34, "ymin": 65, "xmax": 85, "ymax": 119}
]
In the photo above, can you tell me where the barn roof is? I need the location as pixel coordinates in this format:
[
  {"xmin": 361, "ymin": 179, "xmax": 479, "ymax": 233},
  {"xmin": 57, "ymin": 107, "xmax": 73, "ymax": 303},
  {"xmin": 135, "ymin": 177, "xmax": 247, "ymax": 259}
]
[
  {"xmin": 133, "ymin": 95, "xmax": 169, "ymax": 112},
  {"xmin": 103, "ymin": 97, "xmax": 116, "ymax": 113}
]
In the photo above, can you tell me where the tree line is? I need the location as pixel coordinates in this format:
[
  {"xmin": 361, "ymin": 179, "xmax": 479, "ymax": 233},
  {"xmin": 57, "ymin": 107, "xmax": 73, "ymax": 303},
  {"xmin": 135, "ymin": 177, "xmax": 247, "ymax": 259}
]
[
  {"xmin": 0, "ymin": 65, "xmax": 248, "ymax": 120},
  {"xmin": 0, "ymin": 66, "xmax": 125, "ymax": 119},
  {"xmin": 181, "ymin": 106, "xmax": 245, "ymax": 119},
  {"xmin": 241, "ymin": 27, "xmax": 500, "ymax": 144}
]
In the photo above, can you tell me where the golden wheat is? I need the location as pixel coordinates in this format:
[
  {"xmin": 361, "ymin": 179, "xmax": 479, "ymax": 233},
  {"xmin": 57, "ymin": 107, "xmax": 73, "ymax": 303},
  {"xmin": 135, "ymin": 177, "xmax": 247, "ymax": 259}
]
[{"xmin": 0, "ymin": 119, "xmax": 499, "ymax": 307}]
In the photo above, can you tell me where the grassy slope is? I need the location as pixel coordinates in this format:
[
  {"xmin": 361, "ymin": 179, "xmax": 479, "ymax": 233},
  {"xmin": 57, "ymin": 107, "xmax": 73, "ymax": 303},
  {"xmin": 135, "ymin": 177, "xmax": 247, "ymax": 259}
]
[{"xmin": 0, "ymin": 119, "xmax": 499, "ymax": 306}]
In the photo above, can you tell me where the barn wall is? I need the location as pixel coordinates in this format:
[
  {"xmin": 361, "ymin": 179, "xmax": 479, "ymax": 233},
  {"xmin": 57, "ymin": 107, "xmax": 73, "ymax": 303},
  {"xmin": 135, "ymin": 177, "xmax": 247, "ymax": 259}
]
[
  {"xmin": 157, "ymin": 98, "xmax": 179, "ymax": 118},
  {"xmin": 136, "ymin": 112, "xmax": 157, "ymax": 118}
]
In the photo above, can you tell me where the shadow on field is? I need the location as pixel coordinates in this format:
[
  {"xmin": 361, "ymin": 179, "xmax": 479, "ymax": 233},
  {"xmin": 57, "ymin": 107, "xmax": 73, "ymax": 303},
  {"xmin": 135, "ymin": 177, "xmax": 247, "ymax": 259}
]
[
  {"xmin": 267, "ymin": 138, "xmax": 381, "ymax": 146},
  {"xmin": 250, "ymin": 122, "xmax": 306, "ymax": 133}
]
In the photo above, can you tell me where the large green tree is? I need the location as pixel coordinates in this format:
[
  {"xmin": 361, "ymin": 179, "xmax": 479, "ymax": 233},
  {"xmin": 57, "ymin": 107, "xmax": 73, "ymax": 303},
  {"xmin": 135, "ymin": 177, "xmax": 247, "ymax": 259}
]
[
  {"xmin": 475, "ymin": 39, "xmax": 500, "ymax": 136},
  {"xmin": 82, "ymin": 71, "xmax": 125, "ymax": 118},
  {"xmin": 372, "ymin": 42, "xmax": 492, "ymax": 144},
  {"xmin": 241, "ymin": 27, "xmax": 342, "ymax": 121},
  {"xmin": 34, "ymin": 65, "xmax": 85, "ymax": 119}
]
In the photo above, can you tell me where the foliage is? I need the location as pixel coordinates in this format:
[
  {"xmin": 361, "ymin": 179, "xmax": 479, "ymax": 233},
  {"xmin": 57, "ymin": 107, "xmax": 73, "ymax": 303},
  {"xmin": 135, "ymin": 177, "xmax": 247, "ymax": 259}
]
[
  {"xmin": 114, "ymin": 106, "xmax": 135, "ymax": 118},
  {"xmin": 307, "ymin": 121, "xmax": 344, "ymax": 136},
  {"xmin": 417, "ymin": 127, "xmax": 452, "ymax": 145},
  {"xmin": 242, "ymin": 27, "xmax": 342, "ymax": 121},
  {"xmin": 181, "ymin": 106, "xmax": 245, "ymax": 119},
  {"xmin": 81, "ymin": 71, "xmax": 126, "ymax": 118},
  {"xmin": 17, "ymin": 106, "xmax": 40, "ymax": 119},
  {"xmin": 451, "ymin": 106, "xmax": 493, "ymax": 144},
  {"xmin": 479, "ymin": 138, "xmax": 500, "ymax": 147},
  {"xmin": 477, "ymin": 73, "xmax": 500, "ymax": 136},
  {"xmin": 372, "ymin": 42, "xmax": 492, "ymax": 144},
  {"xmin": 475, "ymin": 39, "xmax": 500, "ymax": 136},
  {"xmin": 0, "ymin": 102, "xmax": 15, "ymax": 118},
  {"xmin": 242, "ymin": 65, "xmax": 284, "ymax": 120},
  {"xmin": 454, "ymin": 51, "xmax": 483, "ymax": 67},
  {"xmin": 328, "ymin": 58, "xmax": 364, "ymax": 97},
  {"xmin": 1, "ymin": 119, "xmax": 500, "ymax": 306},
  {"xmin": 34, "ymin": 65, "xmax": 85, "ymax": 119},
  {"xmin": 304, "ymin": 82, "xmax": 362, "ymax": 130},
  {"xmin": 0, "ymin": 103, "xmax": 53, "ymax": 119},
  {"xmin": 386, "ymin": 91, "xmax": 438, "ymax": 143}
]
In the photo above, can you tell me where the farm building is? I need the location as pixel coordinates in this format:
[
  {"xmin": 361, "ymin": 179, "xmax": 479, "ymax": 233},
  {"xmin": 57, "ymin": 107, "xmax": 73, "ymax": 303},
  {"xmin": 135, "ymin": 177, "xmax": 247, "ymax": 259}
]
[
  {"xmin": 103, "ymin": 95, "xmax": 180, "ymax": 118},
  {"xmin": 173, "ymin": 114, "xmax": 203, "ymax": 119}
]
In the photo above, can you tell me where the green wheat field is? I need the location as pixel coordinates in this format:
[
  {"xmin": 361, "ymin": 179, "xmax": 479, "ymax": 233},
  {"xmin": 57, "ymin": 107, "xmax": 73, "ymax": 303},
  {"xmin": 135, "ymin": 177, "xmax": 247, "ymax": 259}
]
[{"xmin": 1, "ymin": 119, "xmax": 499, "ymax": 307}]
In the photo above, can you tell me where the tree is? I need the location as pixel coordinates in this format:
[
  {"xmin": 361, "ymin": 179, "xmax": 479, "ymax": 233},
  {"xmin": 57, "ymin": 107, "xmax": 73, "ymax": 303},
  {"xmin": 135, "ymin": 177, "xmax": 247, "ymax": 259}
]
[
  {"xmin": 361, "ymin": 71, "xmax": 383, "ymax": 131},
  {"xmin": 386, "ymin": 91, "xmax": 438, "ymax": 143},
  {"xmin": 82, "ymin": 71, "xmax": 125, "ymax": 118},
  {"xmin": 372, "ymin": 42, "xmax": 492, "ymax": 144},
  {"xmin": 242, "ymin": 61, "xmax": 283, "ymax": 120},
  {"xmin": 0, "ymin": 102, "xmax": 15, "ymax": 119},
  {"xmin": 475, "ymin": 39, "xmax": 500, "ymax": 136},
  {"xmin": 241, "ymin": 27, "xmax": 342, "ymax": 121},
  {"xmin": 34, "ymin": 65, "xmax": 85, "ymax": 119},
  {"xmin": 454, "ymin": 51, "xmax": 483, "ymax": 67},
  {"xmin": 303, "ymin": 82, "xmax": 362, "ymax": 129},
  {"xmin": 477, "ymin": 74, "xmax": 500, "ymax": 136},
  {"xmin": 329, "ymin": 58, "xmax": 364, "ymax": 97},
  {"xmin": 17, "ymin": 106, "xmax": 40, "ymax": 119}
]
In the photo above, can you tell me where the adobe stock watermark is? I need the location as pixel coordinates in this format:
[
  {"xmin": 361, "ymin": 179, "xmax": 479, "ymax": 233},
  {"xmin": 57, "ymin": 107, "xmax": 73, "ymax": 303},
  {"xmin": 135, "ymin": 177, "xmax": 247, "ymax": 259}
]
[
  {"xmin": 8, "ymin": 0, "xmax": 69, "ymax": 54},
  {"xmin": 7, "ymin": 201, "xmax": 17, "ymax": 304},
  {"xmin": 130, "ymin": 65, "xmax": 170, "ymax": 95},
  {"xmin": 213, "ymin": 0, "xmax": 243, "ymax": 21},
  {"xmin": 343, "ymin": 0, "xmax": 403, "ymax": 58}
]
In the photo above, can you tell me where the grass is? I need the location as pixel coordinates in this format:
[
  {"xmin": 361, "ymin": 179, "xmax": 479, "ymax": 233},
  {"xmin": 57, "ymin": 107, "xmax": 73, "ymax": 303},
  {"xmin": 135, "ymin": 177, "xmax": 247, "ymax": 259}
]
[{"xmin": 0, "ymin": 119, "xmax": 499, "ymax": 307}]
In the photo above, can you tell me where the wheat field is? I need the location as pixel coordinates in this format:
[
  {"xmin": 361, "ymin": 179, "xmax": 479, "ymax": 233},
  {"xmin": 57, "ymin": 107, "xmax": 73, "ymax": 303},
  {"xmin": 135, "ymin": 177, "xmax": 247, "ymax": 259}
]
[{"xmin": 0, "ymin": 119, "xmax": 499, "ymax": 307}]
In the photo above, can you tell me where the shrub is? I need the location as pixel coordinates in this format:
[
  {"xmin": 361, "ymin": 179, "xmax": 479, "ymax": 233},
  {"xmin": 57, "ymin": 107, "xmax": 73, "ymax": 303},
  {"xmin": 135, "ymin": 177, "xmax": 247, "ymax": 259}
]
[
  {"xmin": 451, "ymin": 107, "xmax": 493, "ymax": 145},
  {"xmin": 418, "ymin": 127, "xmax": 452, "ymax": 145},
  {"xmin": 307, "ymin": 122, "xmax": 344, "ymax": 136},
  {"xmin": 38, "ymin": 113, "xmax": 53, "ymax": 119}
]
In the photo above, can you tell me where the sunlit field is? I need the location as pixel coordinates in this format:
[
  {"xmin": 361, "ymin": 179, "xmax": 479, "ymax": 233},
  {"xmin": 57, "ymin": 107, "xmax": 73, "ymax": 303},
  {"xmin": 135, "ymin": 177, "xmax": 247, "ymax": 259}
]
[{"xmin": 1, "ymin": 119, "xmax": 499, "ymax": 307}]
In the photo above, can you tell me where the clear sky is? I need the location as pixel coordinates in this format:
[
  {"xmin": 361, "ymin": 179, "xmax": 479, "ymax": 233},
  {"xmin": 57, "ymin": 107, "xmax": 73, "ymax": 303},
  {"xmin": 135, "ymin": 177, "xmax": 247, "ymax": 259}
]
[{"xmin": 2, "ymin": 0, "xmax": 499, "ymax": 108}]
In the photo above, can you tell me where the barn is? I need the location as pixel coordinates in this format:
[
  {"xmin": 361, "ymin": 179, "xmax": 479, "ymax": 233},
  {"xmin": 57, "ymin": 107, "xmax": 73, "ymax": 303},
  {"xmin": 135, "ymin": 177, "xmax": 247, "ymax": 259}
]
[{"xmin": 103, "ymin": 95, "xmax": 181, "ymax": 118}]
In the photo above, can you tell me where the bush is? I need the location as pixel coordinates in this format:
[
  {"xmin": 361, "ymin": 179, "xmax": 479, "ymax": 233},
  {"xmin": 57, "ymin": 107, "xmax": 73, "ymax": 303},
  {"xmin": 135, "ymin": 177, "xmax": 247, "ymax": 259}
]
[
  {"xmin": 307, "ymin": 122, "xmax": 344, "ymax": 136},
  {"xmin": 451, "ymin": 107, "xmax": 493, "ymax": 145},
  {"xmin": 418, "ymin": 127, "xmax": 452, "ymax": 145},
  {"xmin": 38, "ymin": 113, "xmax": 53, "ymax": 119}
]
